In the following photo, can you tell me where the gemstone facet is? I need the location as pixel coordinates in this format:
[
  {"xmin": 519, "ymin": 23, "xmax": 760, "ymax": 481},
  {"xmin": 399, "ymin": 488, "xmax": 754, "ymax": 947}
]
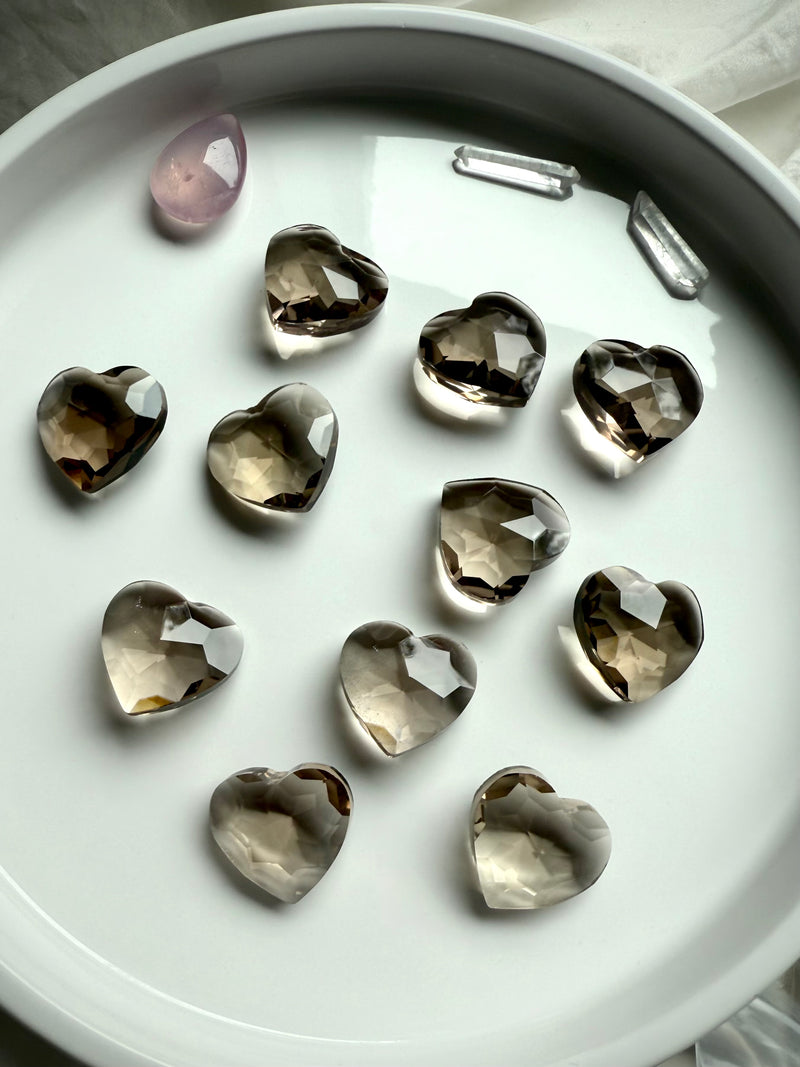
[
  {"xmin": 573, "ymin": 566, "xmax": 703, "ymax": 702},
  {"xmin": 471, "ymin": 767, "xmax": 612, "ymax": 910},
  {"xmin": 418, "ymin": 292, "xmax": 546, "ymax": 406},
  {"xmin": 37, "ymin": 365, "xmax": 167, "ymax": 493},
  {"xmin": 207, "ymin": 383, "xmax": 338, "ymax": 512},
  {"xmin": 339, "ymin": 621, "xmax": 477, "ymax": 756},
  {"xmin": 210, "ymin": 764, "xmax": 352, "ymax": 903},
  {"xmin": 149, "ymin": 114, "xmax": 246, "ymax": 224},
  {"xmin": 101, "ymin": 581, "xmax": 243, "ymax": 715},
  {"xmin": 573, "ymin": 339, "xmax": 703, "ymax": 461},
  {"xmin": 265, "ymin": 224, "xmax": 388, "ymax": 336},
  {"xmin": 440, "ymin": 479, "xmax": 570, "ymax": 606}
]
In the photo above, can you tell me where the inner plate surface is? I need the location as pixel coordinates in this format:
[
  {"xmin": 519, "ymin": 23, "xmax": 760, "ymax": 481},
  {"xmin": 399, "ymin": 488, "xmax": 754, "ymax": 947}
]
[{"xmin": 1, "ymin": 12, "xmax": 800, "ymax": 1067}]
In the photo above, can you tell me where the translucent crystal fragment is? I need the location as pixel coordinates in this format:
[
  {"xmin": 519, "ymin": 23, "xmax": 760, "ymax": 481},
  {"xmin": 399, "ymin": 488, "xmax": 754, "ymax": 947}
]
[
  {"xmin": 573, "ymin": 566, "xmax": 704, "ymax": 702},
  {"xmin": 440, "ymin": 479, "xmax": 570, "ymax": 606},
  {"xmin": 339, "ymin": 621, "xmax": 477, "ymax": 756},
  {"xmin": 207, "ymin": 383, "xmax": 338, "ymax": 512},
  {"xmin": 627, "ymin": 191, "xmax": 709, "ymax": 299},
  {"xmin": 573, "ymin": 339, "xmax": 703, "ymax": 461},
  {"xmin": 36, "ymin": 365, "xmax": 167, "ymax": 493},
  {"xmin": 149, "ymin": 114, "xmax": 247, "ymax": 224},
  {"xmin": 210, "ymin": 764, "xmax": 352, "ymax": 903},
  {"xmin": 418, "ymin": 292, "xmax": 546, "ymax": 407},
  {"xmin": 265, "ymin": 224, "xmax": 388, "ymax": 336},
  {"xmin": 101, "ymin": 580, "xmax": 243, "ymax": 715},
  {"xmin": 453, "ymin": 145, "xmax": 580, "ymax": 199},
  {"xmin": 471, "ymin": 767, "xmax": 611, "ymax": 909}
]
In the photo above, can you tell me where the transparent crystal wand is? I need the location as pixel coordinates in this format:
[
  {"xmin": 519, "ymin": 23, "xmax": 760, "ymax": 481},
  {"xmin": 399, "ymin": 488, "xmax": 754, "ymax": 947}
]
[{"xmin": 453, "ymin": 145, "xmax": 581, "ymax": 199}]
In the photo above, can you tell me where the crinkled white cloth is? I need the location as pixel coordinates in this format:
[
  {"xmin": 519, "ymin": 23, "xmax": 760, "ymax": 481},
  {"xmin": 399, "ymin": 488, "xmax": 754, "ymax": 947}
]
[{"xmin": 2, "ymin": 0, "xmax": 800, "ymax": 183}]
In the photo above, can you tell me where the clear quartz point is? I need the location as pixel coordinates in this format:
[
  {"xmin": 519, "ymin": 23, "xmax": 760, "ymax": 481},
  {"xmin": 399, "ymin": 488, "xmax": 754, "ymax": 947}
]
[
  {"xmin": 36, "ymin": 365, "xmax": 167, "ymax": 493},
  {"xmin": 572, "ymin": 339, "xmax": 703, "ymax": 462},
  {"xmin": 210, "ymin": 764, "xmax": 352, "ymax": 903},
  {"xmin": 453, "ymin": 145, "xmax": 580, "ymax": 199},
  {"xmin": 207, "ymin": 383, "xmax": 338, "ymax": 512},
  {"xmin": 471, "ymin": 766, "xmax": 612, "ymax": 909},
  {"xmin": 101, "ymin": 580, "xmax": 243, "ymax": 715},
  {"xmin": 440, "ymin": 479, "xmax": 570, "ymax": 606},
  {"xmin": 339, "ymin": 621, "xmax": 477, "ymax": 756},
  {"xmin": 573, "ymin": 565, "xmax": 704, "ymax": 702},
  {"xmin": 627, "ymin": 191, "xmax": 709, "ymax": 299}
]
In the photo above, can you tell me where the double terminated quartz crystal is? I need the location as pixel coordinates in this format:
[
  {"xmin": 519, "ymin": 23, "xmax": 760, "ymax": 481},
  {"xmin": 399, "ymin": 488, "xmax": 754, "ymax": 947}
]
[
  {"xmin": 340, "ymin": 621, "xmax": 477, "ymax": 756},
  {"xmin": 471, "ymin": 767, "xmax": 611, "ymax": 910},
  {"xmin": 573, "ymin": 339, "xmax": 703, "ymax": 461},
  {"xmin": 210, "ymin": 764, "xmax": 352, "ymax": 903},
  {"xmin": 37, "ymin": 365, "xmax": 167, "ymax": 493},
  {"xmin": 207, "ymin": 383, "xmax": 338, "ymax": 512},
  {"xmin": 574, "ymin": 566, "xmax": 704, "ymax": 702},
  {"xmin": 102, "ymin": 581, "xmax": 243, "ymax": 715},
  {"xmin": 440, "ymin": 479, "xmax": 570, "ymax": 606}
]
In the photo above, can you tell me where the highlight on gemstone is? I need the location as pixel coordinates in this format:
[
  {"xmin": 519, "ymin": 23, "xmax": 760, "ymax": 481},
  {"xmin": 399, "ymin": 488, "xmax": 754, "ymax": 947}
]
[
  {"xmin": 573, "ymin": 339, "xmax": 703, "ymax": 462},
  {"xmin": 471, "ymin": 766, "xmax": 612, "ymax": 910},
  {"xmin": 101, "ymin": 580, "xmax": 243, "ymax": 715},
  {"xmin": 265, "ymin": 224, "xmax": 389, "ymax": 336},
  {"xmin": 417, "ymin": 292, "xmax": 546, "ymax": 407},
  {"xmin": 207, "ymin": 383, "xmax": 338, "ymax": 513},
  {"xmin": 210, "ymin": 764, "xmax": 352, "ymax": 903},
  {"xmin": 149, "ymin": 113, "xmax": 247, "ymax": 224},
  {"xmin": 439, "ymin": 479, "xmax": 570, "ymax": 606},
  {"xmin": 339, "ymin": 621, "xmax": 477, "ymax": 756},
  {"xmin": 573, "ymin": 565, "xmax": 703, "ymax": 702},
  {"xmin": 36, "ymin": 365, "xmax": 167, "ymax": 493}
]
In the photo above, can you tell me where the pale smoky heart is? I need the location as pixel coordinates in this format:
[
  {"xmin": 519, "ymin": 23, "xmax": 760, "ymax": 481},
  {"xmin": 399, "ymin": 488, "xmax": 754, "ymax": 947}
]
[
  {"xmin": 209, "ymin": 764, "xmax": 352, "ymax": 903},
  {"xmin": 36, "ymin": 365, "xmax": 167, "ymax": 493},
  {"xmin": 206, "ymin": 382, "xmax": 338, "ymax": 512},
  {"xmin": 418, "ymin": 291, "xmax": 546, "ymax": 407},
  {"xmin": 573, "ymin": 339, "xmax": 703, "ymax": 461},
  {"xmin": 101, "ymin": 580, "xmax": 243, "ymax": 715},
  {"xmin": 573, "ymin": 565, "xmax": 704, "ymax": 702},
  {"xmin": 265, "ymin": 223, "xmax": 389, "ymax": 336},
  {"xmin": 471, "ymin": 766, "xmax": 612, "ymax": 910},
  {"xmin": 439, "ymin": 478, "xmax": 570, "ymax": 606},
  {"xmin": 339, "ymin": 621, "xmax": 477, "ymax": 756}
]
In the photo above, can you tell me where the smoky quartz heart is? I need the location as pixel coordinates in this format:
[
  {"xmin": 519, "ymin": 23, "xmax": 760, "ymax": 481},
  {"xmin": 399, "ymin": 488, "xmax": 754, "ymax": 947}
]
[
  {"xmin": 265, "ymin": 224, "xmax": 388, "ymax": 336},
  {"xmin": 210, "ymin": 764, "xmax": 352, "ymax": 903},
  {"xmin": 471, "ymin": 767, "xmax": 612, "ymax": 909},
  {"xmin": 340, "ymin": 621, "xmax": 477, "ymax": 756},
  {"xmin": 37, "ymin": 365, "xmax": 167, "ymax": 493}
]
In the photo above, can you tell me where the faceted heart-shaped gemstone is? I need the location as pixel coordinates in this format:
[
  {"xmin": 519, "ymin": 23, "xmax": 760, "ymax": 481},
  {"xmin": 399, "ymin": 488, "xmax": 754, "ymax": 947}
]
[
  {"xmin": 471, "ymin": 767, "xmax": 612, "ymax": 909},
  {"xmin": 101, "ymin": 581, "xmax": 243, "ymax": 715},
  {"xmin": 149, "ymin": 114, "xmax": 246, "ymax": 224},
  {"xmin": 440, "ymin": 479, "xmax": 570, "ymax": 606},
  {"xmin": 36, "ymin": 365, "xmax": 167, "ymax": 493},
  {"xmin": 573, "ymin": 566, "xmax": 703, "ymax": 702},
  {"xmin": 339, "ymin": 621, "xmax": 477, "ymax": 756},
  {"xmin": 210, "ymin": 764, "xmax": 352, "ymax": 903},
  {"xmin": 265, "ymin": 224, "xmax": 388, "ymax": 336},
  {"xmin": 418, "ymin": 292, "xmax": 546, "ymax": 406},
  {"xmin": 207, "ymin": 383, "xmax": 338, "ymax": 512},
  {"xmin": 573, "ymin": 339, "xmax": 703, "ymax": 461}
]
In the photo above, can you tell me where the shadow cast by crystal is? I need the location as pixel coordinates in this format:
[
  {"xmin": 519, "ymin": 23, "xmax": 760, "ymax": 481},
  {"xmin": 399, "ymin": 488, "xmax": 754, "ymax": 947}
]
[
  {"xmin": 147, "ymin": 197, "xmax": 230, "ymax": 245},
  {"xmin": 258, "ymin": 299, "xmax": 357, "ymax": 363},
  {"xmin": 204, "ymin": 463, "xmax": 304, "ymax": 541},
  {"xmin": 411, "ymin": 359, "xmax": 511, "ymax": 430},
  {"xmin": 560, "ymin": 392, "xmax": 638, "ymax": 480}
]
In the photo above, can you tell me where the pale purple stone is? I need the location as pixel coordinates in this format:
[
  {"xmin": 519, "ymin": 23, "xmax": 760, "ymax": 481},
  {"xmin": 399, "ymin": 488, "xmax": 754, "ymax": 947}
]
[{"xmin": 149, "ymin": 114, "xmax": 247, "ymax": 224}]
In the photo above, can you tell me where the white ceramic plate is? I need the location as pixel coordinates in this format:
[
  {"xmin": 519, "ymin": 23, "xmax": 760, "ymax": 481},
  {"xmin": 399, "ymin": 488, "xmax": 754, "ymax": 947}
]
[{"xmin": 2, "ymin": 7, "xmax": 800, "ymax": 1066}]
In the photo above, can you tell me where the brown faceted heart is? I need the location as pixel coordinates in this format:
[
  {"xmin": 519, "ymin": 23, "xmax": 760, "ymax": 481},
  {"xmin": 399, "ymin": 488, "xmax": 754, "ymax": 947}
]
[
  {"xmin": 37, "ymin": 365, "xmax": 167, "ymax": 493},
  {"xmin": 265, "ymin": 223, "xmax": 388, "ymax": 336},
  {"xmin": 101, "ymin": 580, "xmax": 243, "ymax": 715},
  {"xmin": 471, "ymin": 766, "xmax": 612, "ymax": 909},
  {"xmin": 572, "ymin": 339, "xmax": 703, "ymax": 461},
  {"xmin": 418, "ymin": 291, "xmax": 546, "ymax": 406},
  {"xmin": 207, "ymin": 383, "xmax": 338, "ymax": 512},
  {"xmin": 573, "ymin": 565, "xmax": 703, "ymax": 702},
  {"xmin": 209, "ymin": 764, "xmax": 352, "ymax": 903},
  {"xmin": 339, "ymin": 621, "xmax": 477, "ymax": 756}
]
